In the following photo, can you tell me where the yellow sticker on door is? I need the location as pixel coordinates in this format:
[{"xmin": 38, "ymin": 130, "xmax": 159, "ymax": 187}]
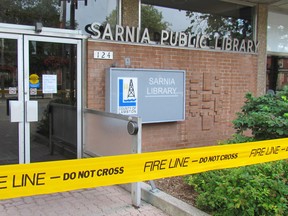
[{"xmin": 29, "ymin": 73, "xmax": 40, "ymax": 88}]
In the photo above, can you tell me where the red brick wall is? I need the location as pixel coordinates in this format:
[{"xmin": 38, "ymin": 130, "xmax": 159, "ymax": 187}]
[{"xmin": 86, "ymin": 40, "xmax": 258, "ymax": 152}]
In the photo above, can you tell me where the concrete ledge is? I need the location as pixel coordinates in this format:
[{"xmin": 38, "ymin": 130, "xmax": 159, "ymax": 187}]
[{"xmin": 122, "ymin": 182, "xmax": 210, "ymax": 216}]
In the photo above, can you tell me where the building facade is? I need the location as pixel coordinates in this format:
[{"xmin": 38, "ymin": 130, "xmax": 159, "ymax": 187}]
[
  {"xmin": 87, "ymin": 37, "xmax": 258, "ymax": 150},
  {"xmin": 0, "ymin": 0, "xmax": 288, "ymax": 165}
]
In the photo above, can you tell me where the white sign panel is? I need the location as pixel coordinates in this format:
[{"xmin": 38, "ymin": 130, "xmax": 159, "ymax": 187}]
[
  {"xmin": 42, "ymin": 75, "xmax": 57, "ymax": 94},
  {"xmin": 106, "ymin": 68, "xmax": 185, "ymax": 123}
]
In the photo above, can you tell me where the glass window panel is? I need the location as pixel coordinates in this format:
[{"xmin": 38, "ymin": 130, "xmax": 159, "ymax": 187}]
[
  {"xmin": 68, "ymin": 0, "xmax": 119, "ymax": 33},
  {"xmin": 267, "ymin": 11, "xmax": 288, "ymax": 53},
  {"xmin": 0, "ymin": 0, "xmax": 61, "ymax": 27},
  {"xmin": 29, "ymin": 41, "xmax": 78, "ymax": 162},
  {"xmin": 141, "ymin": 0, "xmax": 254, "ymax": 41},
  {"xmin": 0, "ymin": 38, "xmax": 19, "ymax": 165},
  {"xmin": 0, "ymin": 0, "xmax": 119, "ymax": 33}
]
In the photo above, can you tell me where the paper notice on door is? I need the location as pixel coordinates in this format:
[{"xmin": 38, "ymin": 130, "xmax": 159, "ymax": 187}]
[{"xmin": 42, "ymin": 74, "xmax": 57, "ymax": 94}]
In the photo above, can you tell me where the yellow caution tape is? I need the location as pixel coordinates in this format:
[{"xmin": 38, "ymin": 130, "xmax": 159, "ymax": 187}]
[{"xmin": 0, "ymin": 138, "xmax": 288, "ymax": 200}]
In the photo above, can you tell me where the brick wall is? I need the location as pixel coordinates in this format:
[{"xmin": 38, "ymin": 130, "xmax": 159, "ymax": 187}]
[{"xmin": 86, "ymin": 40, "xmax": 258, "ymax": 152}]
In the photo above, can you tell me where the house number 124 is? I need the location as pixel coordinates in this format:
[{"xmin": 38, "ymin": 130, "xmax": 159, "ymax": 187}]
[{"xmin": 94, "ymin": 51, "xmax": 113, "ymax": 59}]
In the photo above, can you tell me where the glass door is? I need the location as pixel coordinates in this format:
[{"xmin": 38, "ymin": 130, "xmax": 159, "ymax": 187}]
[
  {"xmin": 24, "ymin": 36, "xmax": 82, "ymax": 163},
  {"xmin": 0, "ymin": 34, "xmax": 24, "ymax": 165},
  {"xmin": 0, "ymin": 33, "xmax": 82, "ymax": 165}
]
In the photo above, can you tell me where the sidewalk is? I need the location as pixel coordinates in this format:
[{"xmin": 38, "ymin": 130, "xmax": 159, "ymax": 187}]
[{"xmin": 0, "ymin": 185, "xmax": 170, "ymax": 216}]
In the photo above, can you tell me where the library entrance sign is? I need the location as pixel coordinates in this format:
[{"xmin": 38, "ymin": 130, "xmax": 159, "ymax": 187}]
[{"xmin": 106, "ymin": 68, "xmax": 185, "ymax": 123}]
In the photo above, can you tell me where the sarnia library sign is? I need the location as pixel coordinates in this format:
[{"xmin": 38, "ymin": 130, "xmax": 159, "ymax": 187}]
[{"xmin": 85, "ymin": 22, "xmax": 259, "ymax": 53}]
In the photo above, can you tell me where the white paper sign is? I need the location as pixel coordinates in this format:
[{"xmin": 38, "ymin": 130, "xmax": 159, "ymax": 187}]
[{"xmin": 42, "ymin": 75, "xmax": 57, "ymax": 94}]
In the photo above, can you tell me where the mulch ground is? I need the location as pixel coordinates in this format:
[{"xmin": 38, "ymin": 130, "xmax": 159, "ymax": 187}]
[{"xmin": 151, "ymin": 176, "xmax": 198, "ymax": 206}]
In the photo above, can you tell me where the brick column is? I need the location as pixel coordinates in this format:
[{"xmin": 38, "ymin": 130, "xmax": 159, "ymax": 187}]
[
  {"xmin": 121, "ymin": 0, "xmax": 139, "ymax": 27},
  {"xmin": 256, "ymin": 4, "xmax": 268, "ymax": 96}
]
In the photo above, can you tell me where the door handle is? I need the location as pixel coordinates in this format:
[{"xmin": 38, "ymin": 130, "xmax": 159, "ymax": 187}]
[
  {"xmin": 9, "ymin": 101, "xmax": 24, "ymax": 122},
  {"xmin": 26, "ymin": 101, "xmax": 38, "ymax": 122}
]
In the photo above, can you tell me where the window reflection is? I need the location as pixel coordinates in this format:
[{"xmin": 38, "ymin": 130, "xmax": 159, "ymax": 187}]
[
  {"xmin": 0, "ymin": 0, "xmax": 60, "ymax": 27},
  {"xmin": 72, "ymin": 0, "xmax": 119, "ymax": 33},
  {"xmin": 141, "ymin": 0, "xmax": 254, "ymax": 42},
  {"xmin": 268, "ymin": 12, "xmax": 288, "ymax": 53},
  {"xmin": 0, "ymin": 0, "xmax": 119, "ymax": 34}
]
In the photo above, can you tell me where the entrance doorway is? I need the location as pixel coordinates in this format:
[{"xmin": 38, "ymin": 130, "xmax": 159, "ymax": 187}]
[
  {"xmin": 0, "ymin": 30, "xmax": 83, "ymax": 165},
  {"xmin": 267, "ymin": 56, "xmax": 288, "ymax": 91}
]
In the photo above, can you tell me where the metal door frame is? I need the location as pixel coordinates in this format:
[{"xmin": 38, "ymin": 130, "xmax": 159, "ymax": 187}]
[
  {"xmin": 23, "ymin": 35, "xmax": 83, "ymax": 163},
  {"xmin": 0, "ymin": 33, "xmax": 25, "ymax": 163},
  {"xmin": 0, "ymin": 23, "xmax": 84, "ymax": 164}
]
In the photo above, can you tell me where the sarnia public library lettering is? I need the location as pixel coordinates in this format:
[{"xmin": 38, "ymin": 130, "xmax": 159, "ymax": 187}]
[{"xmin": 85, "ymin": 22, "xmax": 259, "ymax": 53}]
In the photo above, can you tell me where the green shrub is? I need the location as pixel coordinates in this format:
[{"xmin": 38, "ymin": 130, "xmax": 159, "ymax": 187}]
[
  {"xmin": 232, "ymin": 86, "xmax": 288, "ymax": 141},
  {"xmin": 185, "ymin": 86, "xmax": 288, "ymax": 215},
  {"xmin": 185, "ymin": 160, "xmax": 288, "ymax": 216}
]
